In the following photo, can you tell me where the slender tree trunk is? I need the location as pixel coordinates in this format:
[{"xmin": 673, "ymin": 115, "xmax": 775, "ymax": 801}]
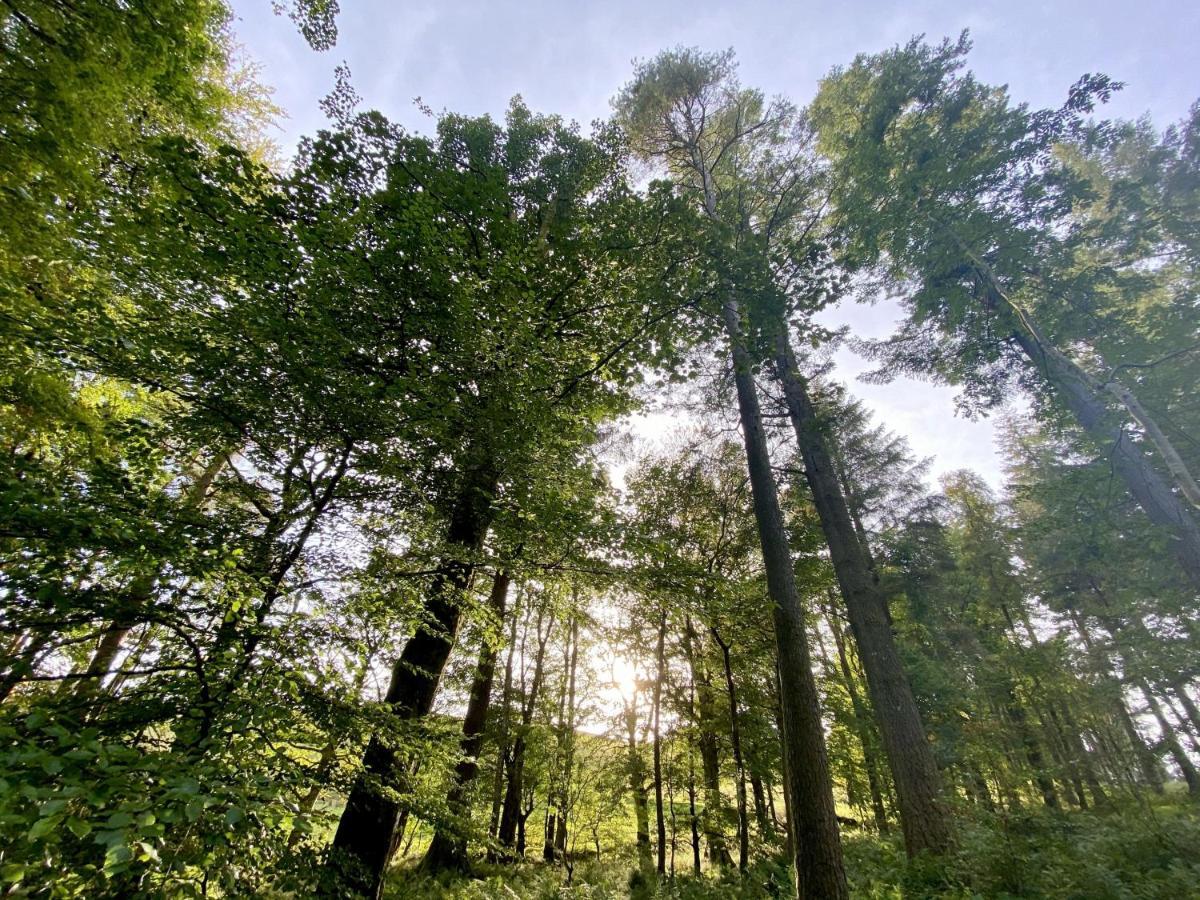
[
  {"xmin": 1058, "ymin": 702, "xmax": 1110, "ymax": 808},
  {"xmin": 498, "ymin": 605, "xmax": 553, "ymax": 855},
  {"xmin": 722, "ymin": 298, "xmax": 848, "ymax": 899},
  {"xmin": 1070, "ymin": 607, "xmax": 1164, "ymax": 792},
  {"xmin": 1002, "ymin": 690, "xmax": 1059, "ymax": 808},
  {"xmin": 1010, "ymin": 329, "xmax": 1200, "ymax": 588},
  {"xmin": 774, "ymin": 332, "xmax": 948, "ymax": 857},
  {"xmin": 73, "ymin": 451, "xmax": 227, "ymax": 704},
  {"xmin": 751, "ymin": 773, "xmax": 771, "ymax": 840},
  {"xmin": 625, "ymin": 694, "xmax": 653, "ymax": 873},
  {"xmin": 487, "ymin": 593, "xmax": 521, "ymax": 861},
  {"xmin": 422, "ymin": 570, "xmax": 512, "ymax": 872},
  {"xmin": 688, "ymin": 742, "xmax": 702, "ymax": 875},
  {"xmin": 652, "ymin": 605, "xmax": 668, "ymax": 876},
  {"xmin": 554, "ymin": 616, "xmax": 579, "ymax": 858},
  {"xmin": 684, "ymin": 617, "xmax": 732, "ymax": 868},
  {"xmin": 713, "ymin": 628, "xmax": 749, "ymax": 872},
  {"xmin": 1160, "ymin": 693, "xmax": 1200, "ymax": 756},
  {"xmin": 1139, "ymin": 680, "xmax": 1199, "ymax": 796},
  {"xmin": 324, "ymin": 464, "xmax": 496, "ymax": 898},
  {"xmin": 1172, "ymin": 682, "xmax": 1200, "ymax": 737},
  {"xmin": 826, "ymin": 601, "xmax": 890, "ymax": 834}
]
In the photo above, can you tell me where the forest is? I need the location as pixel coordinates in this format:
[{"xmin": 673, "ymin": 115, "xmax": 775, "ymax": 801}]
[{"xmin": 2, "ymin": 1, "xmax": 1199, "ymax": 897}]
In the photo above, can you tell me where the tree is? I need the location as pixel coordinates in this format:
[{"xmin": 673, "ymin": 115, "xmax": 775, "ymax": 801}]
[{"xmin": 615, "ymin": 49, "xmax": 849, "ymax": 898}]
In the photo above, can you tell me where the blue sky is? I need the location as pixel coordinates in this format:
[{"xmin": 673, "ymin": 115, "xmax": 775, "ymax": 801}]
[{"xmin": 227, "ymin": 0, "xmax": 1200, "ymax": 487}]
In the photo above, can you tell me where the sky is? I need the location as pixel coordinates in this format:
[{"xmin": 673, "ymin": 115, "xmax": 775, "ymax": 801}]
[{"xmin": 226, "ymin": 0, "xmax": 1200, "ymax": 488}]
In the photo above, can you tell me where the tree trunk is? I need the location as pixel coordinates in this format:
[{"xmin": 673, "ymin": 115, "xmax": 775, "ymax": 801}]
[
  {"xmin": 498, "ymin": 604, "xmax": 553, "ymax": 855},
  {"xmin": 422, "ymin": 570, "xmax": 512, "ymax": 872},
  {"xmin": 684, "ymin": 617, "xmax": 732, "ymax": 868},
  {"xmin": 555, "ymin": 616, "xmax": 579, "ymax": 858},
  {"xmin": 774, "ymin": 332, "xmax": 949, "ymax": 858},
  {"xmin": 826, "ymin": 601, "xmax": 890, "ymax": 834},
  {"xmin": 713, "ymin": 628, "xmax": 749, "ymax": 872},
  {"xmin": 1010, "ymin": 329, "xmax": 1200, "ymax": 588},
  {"xmin": 73, "ymin": 451, "xmax": 227, "ymax": 704},
  {"xmin": 625, "ymin": 693, "xmax": 653, "ymax": 873},
  {"xmin": 652, "ymin": 605, "xmax": 668, "ymax": 876},
  {"xmin": 487, "ymin": 591, "xmax": 521, "ymax": 861},
  {"xmin": 1069, "ymin": 607, "xmax": 1164, "ymax": 792},
  {"xmin": 323, "ymin": 465, "xmax": 496, "ymax": 898},
  {"xmin": 722, "ymin": 298, "xmax": 848, "ymax": 899},
  {"xmin": 1172, "ymin": 682, "xmax": 1200, "ymax": 739},
  {"xmin": 688, "ymin": 742, "xmax": 702, "ymax": 875},
  {"xmin": 751, "ymin": 773, "xmax": 772, "ymax": 840},
  {"xmin": 1139, "ymin": 680, "xmax": 1199, "ymax": 796}
]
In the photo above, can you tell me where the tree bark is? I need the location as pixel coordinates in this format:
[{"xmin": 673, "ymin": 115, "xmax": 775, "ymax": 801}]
[
  {"xmin": 722, "ymin": 298, "xmax": 848, "ymax": 899},
  {"xmin": 1138, "ymin": 680, "xmax": 1199, "ymax": 796},
  {"xmin": 774, "ymin": 333, "xmax": 950, "ymax": 858},
  {"xmin": 683, "ymin": 616, "xmax": 732, "ymax": 868},
  {"xmin": 1010, "ymin": 329, "xmax": 1200, "ymax": 588},
  {"xmin": 323, "ymin": 464, "xmax": 496, "ymax": 898},
  {"xmin": 498, "ymin": 603, "xmax": 553, "ymax": 855},
  {"xmin": 712, "ymin": 628, "xmax": 749, "ymax": 872},
  {"xmin": 652, "ymin": 605, "xmax": 668, "ymax": 876},
  {"xmin": 826, "ymin": 600, "xmax": 890, "ymax": 834},
  {"xmin": 422, "ymin": 569, "xmax": 512, "ymax": 872},
  {"xmin": 625, "ymin": 691, "xmax": 653, "ymax": 873}
]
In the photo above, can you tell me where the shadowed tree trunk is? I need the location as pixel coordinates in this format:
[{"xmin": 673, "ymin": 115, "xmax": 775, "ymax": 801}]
[
  {"xmin": 72, "ymin": 450, "xmax": 228, "ymax": 705},
  {"xmin": 487, "ymin": 592, "xmax": 521, "ymax": 861},
  {"xmin": 624, "ymin": 686, "xmax": 653, "ymax": 873},
  {"xmin": 1138, "ymin": 680, "xmax": 1199, "ymax": 796},
  {"xmin": 652, "ymin": 604, "xmax": 668, "ymax": 876},
  {"xmin": 683, "ymin": 616, "xmax": 733, "ymax": 868},
  {"xmin": 722, "ymin": 297, "xmax": 848, "ymax": 899},
  {"xmin": 422, "ymin": 569, "xmax": 513, "ymax": 872},
  {"xmin": 712, "ymin": 627, "xmax": 749, "ymax": 872},
  {"xmin": 774, "ymin": 333, "xmax": 949, "ymax": 858},
  {"xmin": 825, "ymin": 598, "xmax": 890, "ymax": 834},
  {"xmin": 323, "ymin": 464, "xmax": 497, "ymax": 898},
  {"xmin": 498, "ymin": 601, "xmax": 553, "ymax": 855},
  {"xmin": 1008, "ymin": 327, "xmax": 1200, "ymax": 589}
]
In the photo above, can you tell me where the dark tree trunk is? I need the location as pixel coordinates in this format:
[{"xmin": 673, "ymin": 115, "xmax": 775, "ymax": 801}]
[
  {"xmin": 1139, "ymin": 680, "xmax": 1199, "ymax": 796},
  {"xmin": 555, "ymin": 617, "xmax": 580, "ymax": 858},
  {"xmin": 545, "ymin": 615, "xmax": 579, "ymax": 862},
  {"xmin": 684, "ymin": 617, "xmax": 732, "ymax": 868},
  {"xmin": 712, "ymin": 628, "xmax": 749, "ymax": 872},
  {"xmin": 1002, "ymin": 691, "xmax": 1059, "ymax": 808},
  {"xmin": 73, "ymin": 451, "xmax": 227, "ymax": 706},
  {"xmin": 498, "ymin": 603, "xmax": 553, "ymax": 855},
  {"xmin": 487, "ymin": 594, "xmax": 521, "ymax": 861},
  {"xmin": 774, "ymin": 333, "xmax": 949, "ymax": 858},
  {"xmin": 652, "ymin": 605, "xmax": 668, "ymax": 875},
  {"xmin": 751, "ymin": 773, "xmax": 772, "ymax": 840},
  {"xmin": 826, "ymin": 601, "xmax": 890, "ymax": 834},
  {"xmin": 422, "ymin": 569, "xmax": 512, "ymax": 873},
  {"xmin": 1010, "ymin": 329, "xmax": 1200, "ymax": 589},
  {"xmin": 722, "ymin": 299, "xmax": 848, "ymax": 899},
  {"xmin": 1173, "ymin": 682, "xmax": 1200, "ymax": 737},
  {"xmin": 1058, "ymin": 702, "xmax": 1110, "ymax": 808},
  {"xmin": 625, "ymin": 694, "xmax": 653, "ymax": 873},
  {"xmin": 687, "ymin": 678, "xmax": 702, "ymax": 875},
  {"xmin": 1069, "ymin": 608, "xmax": 1164, "ymax": 792},
  {"xmin": 323, "ymin": 465, "xmax": 496, "ymax": 898}
]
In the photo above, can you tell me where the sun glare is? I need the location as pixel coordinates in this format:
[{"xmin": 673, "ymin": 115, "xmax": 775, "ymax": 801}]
[{"xmin": 610, "ymin": 656, "xmax": 637, "ymax": 700}]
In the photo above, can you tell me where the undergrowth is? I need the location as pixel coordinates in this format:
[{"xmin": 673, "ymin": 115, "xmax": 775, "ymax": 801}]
[{"xmin": 386, "ymin": 799, "xmax": 1200, "ymax": 899}]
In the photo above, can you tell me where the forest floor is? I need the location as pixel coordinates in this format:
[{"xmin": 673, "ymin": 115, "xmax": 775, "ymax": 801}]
[{"xmin": 385, "ymin": 793, "xmax": 1200, "ymax": 899}]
